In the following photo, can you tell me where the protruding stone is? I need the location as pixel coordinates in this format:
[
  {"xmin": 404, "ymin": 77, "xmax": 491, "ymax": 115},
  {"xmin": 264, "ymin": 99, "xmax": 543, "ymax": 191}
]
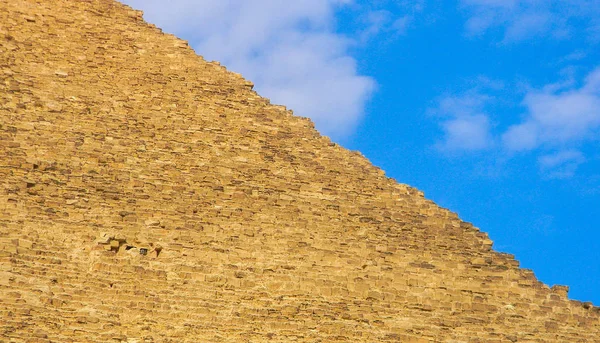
[
  {"xmin": 96, "ymin": 233, "xmax": 112, "ymax": 244},
  {"xmin": 552, "ymin": 285, "xmax": 569, "ymax": 297},
  {"xmin": 144, "ymin": 219, "xmax": 160, "ymax": 227},
  {"xmin": 55, "ymin": 70, "xmax": 69, "ymax": 78}
]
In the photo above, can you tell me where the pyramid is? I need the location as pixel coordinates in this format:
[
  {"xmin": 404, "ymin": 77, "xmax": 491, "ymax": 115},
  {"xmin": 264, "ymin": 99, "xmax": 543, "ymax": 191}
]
[{"xmin": 1, "ymin": 0, "xmax": 599, "ymax": 342}]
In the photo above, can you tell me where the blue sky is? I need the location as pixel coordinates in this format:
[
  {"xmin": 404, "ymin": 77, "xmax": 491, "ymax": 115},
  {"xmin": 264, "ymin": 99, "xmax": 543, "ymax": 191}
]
[{"xmin": 121, "ymin": 0, "xmax": 600, "ymax": 305}]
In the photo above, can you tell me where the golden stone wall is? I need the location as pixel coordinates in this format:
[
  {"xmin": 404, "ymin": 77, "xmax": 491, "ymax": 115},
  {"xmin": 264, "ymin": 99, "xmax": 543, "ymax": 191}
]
[{"xmin": 1, "ymin": 0, "xmax": 599, "ymax": 342}]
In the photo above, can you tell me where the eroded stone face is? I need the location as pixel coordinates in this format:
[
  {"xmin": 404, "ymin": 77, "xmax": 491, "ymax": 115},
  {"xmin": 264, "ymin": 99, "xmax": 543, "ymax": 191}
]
[{"xmin": 0, "ymin": 1, "xmax": 599, "ymax": 342}]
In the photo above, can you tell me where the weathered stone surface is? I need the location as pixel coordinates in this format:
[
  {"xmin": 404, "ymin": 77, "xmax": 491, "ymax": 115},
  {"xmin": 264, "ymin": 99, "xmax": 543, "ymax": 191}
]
[{"xmin": 0, "ymin": 0, "xmax": 599, "ymax": 342}]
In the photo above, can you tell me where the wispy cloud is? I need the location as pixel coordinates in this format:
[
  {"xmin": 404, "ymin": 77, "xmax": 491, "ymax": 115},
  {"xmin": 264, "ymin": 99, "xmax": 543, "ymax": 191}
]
[
  {"xmin": 432, "ymin": 89, "xmax": 496, "ymax": 152},
  {"xmin": 503, "ymin": 67, "xmax": 600, "ymax": 151},
  {"xmin": 358, "ymin": 9, "xmax": 412, "ymax": 42},
  {"xmin": 349, "ymin": 0, "xmax": 427, "ymax": 43},
  {"xmin": 120, "ymin": 0, "xmax": 374, "ymax": 139},
  {"xmin": 433, "ymin": 68, "xmax": 600, "ymax": 177},
  {"xmin": 440, "ymin": 114, "xmax": 493, "ymax": 152},
  {"xmin": 460, "ymin": 0, "xmax": 600, "ymax": 42},
  {"xmin": 538, "ymin": 150, "xmax": 585, "ymax": 179}
]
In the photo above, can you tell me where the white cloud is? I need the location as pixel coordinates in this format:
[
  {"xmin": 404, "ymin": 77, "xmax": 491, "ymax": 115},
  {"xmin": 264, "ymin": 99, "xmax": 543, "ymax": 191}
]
[
  {"xmin": 503, "ymin": 67, "xmax": 600, "ymax": 151},
  {"xmin": 440, "ymin": 115, "xmax": 493, "ymax": 151},
  {"xmin": 120, "ymin": 0, "xmax": 375, "ymax": 139},
  {"xmin": 346, "ymin": 0, "xmax": 426, "ymax": 44},
  {"xmin": 538, "ymin": 150, "xmax": 584, "ymax": 168},
  {"xmin": 358, "ymin": 10, "xmax": 411, "ymax": 42},
  {"xmin": 502, "ymin": 122, "xmax": 538, "ymax": 151},
  {"xmin": 460, "ymin": 0, "xmax": 600, "ymax": 42},
  {"xmin": 433, "ymin": 91, "xmax": 495, "ymax": 151},
  {"xmin": 538, "ymin": 150, "xmax": 585, "ymax": 179},
  {"xmin": 434, "ymin": 69, "xmax": 600, "ymax": 178},
  {"xmin": 430, "ymin": 66, "xmax": 600, "ymax": 179}
]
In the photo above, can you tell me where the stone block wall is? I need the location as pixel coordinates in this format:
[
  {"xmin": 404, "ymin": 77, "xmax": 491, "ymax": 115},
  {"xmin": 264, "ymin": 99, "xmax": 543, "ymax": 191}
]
[{"xmin": 1, "ymin": 0, "xmax": 599, "ymax": 342}]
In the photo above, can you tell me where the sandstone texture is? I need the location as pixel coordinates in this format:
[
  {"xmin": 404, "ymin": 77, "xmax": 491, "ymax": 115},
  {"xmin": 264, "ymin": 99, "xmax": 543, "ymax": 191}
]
[{"xmin": 1, "ymin": 0, "xmax": 599, "ymax": 342}]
